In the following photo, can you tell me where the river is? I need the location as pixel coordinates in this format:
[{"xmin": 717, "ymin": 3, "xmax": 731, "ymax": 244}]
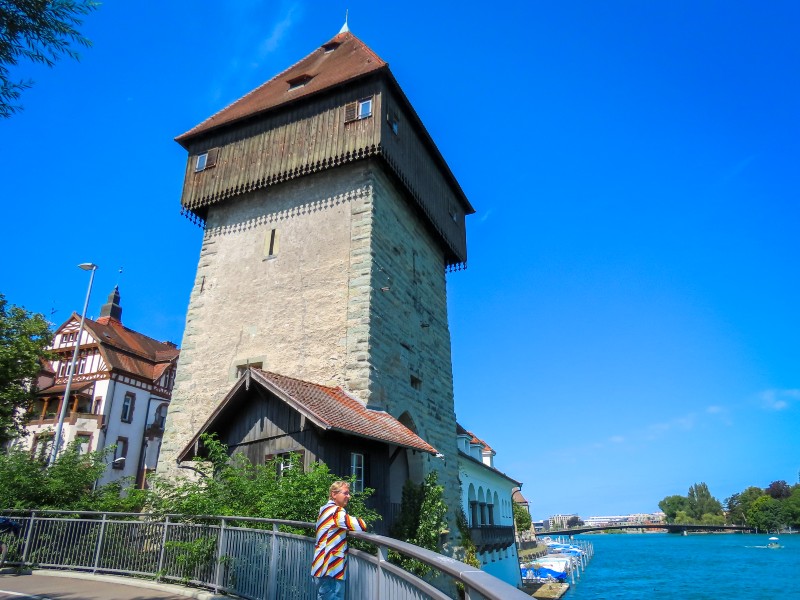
[{"xmin": 564, "ymin": 532, "xmax": 799, "ymax": 599}]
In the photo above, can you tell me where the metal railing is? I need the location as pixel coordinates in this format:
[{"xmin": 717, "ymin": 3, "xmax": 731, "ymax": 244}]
[{"xmin": 0, "ymin": 511, "xmax": 530, "ymax": 600}]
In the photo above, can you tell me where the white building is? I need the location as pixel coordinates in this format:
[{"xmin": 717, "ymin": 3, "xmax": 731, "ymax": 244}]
[
  {"xmin": 20, "ymin": 287, "xmax": 178, "ymax": 487},
  {"xmin": 457, "ymin": 424, "xmax": 522, "ymax": 588}
]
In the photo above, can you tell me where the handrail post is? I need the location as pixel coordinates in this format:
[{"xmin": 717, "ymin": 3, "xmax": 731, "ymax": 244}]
[
  {"xmin": 92, "ymin": 513, "xmax": 108, "ymax": 573},
  {"xmin": 21, "ymin": 511, "xmax": 36, "ymax": 565},
  {"xmin": 266, "ymin": 522, "xmax": 279, "ymax": 600},
  {"xmin": 157, "ymin": 516, "xmax": 170, "ymax": 580},
  {"xmin": 214, "ymin": 518, "xmax": 226, "ymax": 593},
  {"xmin": 375, "ymin": 543, "xmax": 387, "ymax": 600}
]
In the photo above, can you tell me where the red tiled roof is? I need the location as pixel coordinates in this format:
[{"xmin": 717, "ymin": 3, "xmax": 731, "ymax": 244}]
[
  {"xmin": 179, "ymin": 368, "xmax": 438, "ymax": 461},
  {"xmin": 37, "ymin": 381, "xmax": 93, "ymax": 396},
  {"xmin": 176, "ymin": 31, "xmax": 387, "ymax": 145},
  {"xmin": 53, "ymin": 314, "xmax": 178, "ymax": 384}
]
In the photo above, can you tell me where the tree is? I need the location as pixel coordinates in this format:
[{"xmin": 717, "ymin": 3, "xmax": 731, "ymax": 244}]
[
  {"xmin": 782, "ymin": 486, "xmax": 800, "ymax": 528},
  {"xmin": 513, "ymin": 502, "xmax": 532, "ymax": 532},
  {"xmin": 659, "ymin": 494, "xmax": 690, "ymax": 523},
  {"xmin": 725, "ymin": 486, "xmax": 765, "ymax": 525},
  {"xmin": 0, "ymin": 0, "xmax": 99, "ymax": 117},
  {"xmin": 765, "ymin": 480, "xmax": 792, "ymax": 500},
  {"xmin": 0, "ymin": 441, "xmax": 144, "ymax": 511},
  {"xmin": 566, "ymin": 515, "xmax": 584, "ymax": 528},
  {"xmin": 686, "ymin": 482, "xmax": 723, "ymax": 520},
  {"xmin": 747, "ymin": 495, "xmax": 787, "ymax": 533},
  {"xmin": 0, "ymin": 294, "xmax": 53, "ymax": 445}
]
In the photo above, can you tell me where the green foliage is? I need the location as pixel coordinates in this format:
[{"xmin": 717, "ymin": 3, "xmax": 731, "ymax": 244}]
[
  {"xmin": 513, "ymin": 502, "xmax": 532, "ymax": 532},
  {"xmin": 747, "ymin": 495, "xmax": 788, "ymax": 532},
  {"xmin": 658, "ymin": 494, "xmax": 690, "ymax": 523},
  {"xmin": 0, "ymin": 441, "xmax": 145, "ymax": 511},
  {"xmin": 388, "ymin": 471, "xmax": 447, "ymax": 577},
  {"xmin": 146, "ymin": 434, "xmax": 379, "ymax": 527},
  {"xmin": 725, "ymin": 487, "xmax": 764, "ymax": 525},
  {"xmin": 0, "ymin": 294, "xmax": 53, "ymax": 445},
  {"xmin": 686, "ymin": 482, "xmax": 723, "ymax": 520},
  {"xmin": 659, "ymin": 483, "xmax": 723, "ymax": 524},
  {"xmin": 0, "ymin": 1, "xmax": 100, "ymax": 117},
  {"xmin": 455, "ymin": 507, "xmax": 480, "ymax": 569}
]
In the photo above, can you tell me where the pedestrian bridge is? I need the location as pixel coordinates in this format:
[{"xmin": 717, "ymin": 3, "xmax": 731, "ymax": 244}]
[
  {"xmin": 543, "ymin": 523, "xmax": 754, "ymax": 536},
  {"xmin": 0, "ymin": 510, "xmax": 529, "ymax": 600}
]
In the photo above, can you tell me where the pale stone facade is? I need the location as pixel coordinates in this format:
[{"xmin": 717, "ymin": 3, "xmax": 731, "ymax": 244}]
[{"xmin": 159, "ymin": 161, "xmax": 461, "ymax": 522}]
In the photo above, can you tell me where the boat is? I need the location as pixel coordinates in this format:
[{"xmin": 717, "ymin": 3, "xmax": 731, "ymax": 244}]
[{"xmin": 766, "ymin": 536, "xmax": 781, "ymax": 549}]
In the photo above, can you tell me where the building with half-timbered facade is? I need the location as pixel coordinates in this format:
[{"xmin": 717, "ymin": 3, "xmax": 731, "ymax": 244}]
[{"xmin": 20, "ymin": 287, "xmax": 179, "ymax": 487}]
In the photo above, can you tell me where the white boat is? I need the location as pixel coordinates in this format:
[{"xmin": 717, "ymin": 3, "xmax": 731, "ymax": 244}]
[{"xmin": 766, "ymin": 536, "xmax": 781, "ymax": 549}]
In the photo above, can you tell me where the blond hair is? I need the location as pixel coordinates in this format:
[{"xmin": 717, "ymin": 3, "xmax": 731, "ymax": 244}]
[{"xmin": 329, "ymin": 480, "xmax": 350, "ymax": 499}]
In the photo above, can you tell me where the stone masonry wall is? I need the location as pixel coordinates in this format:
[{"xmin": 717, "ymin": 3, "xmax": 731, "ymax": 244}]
[
  {"xmin": 362, "ymin": 165, "xmax": 462, "ymax": 541},
  {"xmin": 159, "ymin": 165, "xmax": 373, "ymax": 469}
]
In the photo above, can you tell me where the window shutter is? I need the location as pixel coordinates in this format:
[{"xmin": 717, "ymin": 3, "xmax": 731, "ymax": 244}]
[
  {"xmin": 344, "ymin": 102, "xmax": 357, "ymax": 123},
  {"xmin": 206, "ymin": 147, "xmax": 219, "ymax": 169}
]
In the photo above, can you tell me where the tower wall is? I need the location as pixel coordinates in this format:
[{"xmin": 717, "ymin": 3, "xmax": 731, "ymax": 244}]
[
  {"xmin": 160, "ymin": 164, "xmax": 374, "ymax": 466},
  {"xmin": 160, "ymin": 159, "xmax": 460, "ymax": 523}
]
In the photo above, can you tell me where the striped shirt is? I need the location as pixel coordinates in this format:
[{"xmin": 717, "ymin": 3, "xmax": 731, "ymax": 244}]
[{"xmin": 311, "ymin": 500, "xmax": 366, "ymax": 580}]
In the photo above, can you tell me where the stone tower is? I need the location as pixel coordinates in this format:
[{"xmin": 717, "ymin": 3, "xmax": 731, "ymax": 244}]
[{"xmin": 159, "ymin": 28, "xmax": 474, "ymax": 528}]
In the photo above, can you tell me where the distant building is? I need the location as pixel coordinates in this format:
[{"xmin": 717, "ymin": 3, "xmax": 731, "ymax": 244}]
[
  {"xmin": 548, "ymin": 514, "xmax": 580, "ymax": 529},
  {"xmin": 457, "ymin": 425, "xmax": 522, "ymax": 587},
  {"xmin": 18, "ymin": 288, "xmax": 178, "ymax": 487}
]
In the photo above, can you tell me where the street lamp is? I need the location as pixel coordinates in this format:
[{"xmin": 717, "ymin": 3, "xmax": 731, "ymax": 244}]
[{"xmin": 48, "ymin": 263, "xmax": 98, "ymax": 466}]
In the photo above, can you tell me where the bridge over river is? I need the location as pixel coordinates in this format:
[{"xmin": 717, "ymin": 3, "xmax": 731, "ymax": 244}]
[{"xmin": 543, "ymin": 523, "xmax": 755, "ymax": 536}]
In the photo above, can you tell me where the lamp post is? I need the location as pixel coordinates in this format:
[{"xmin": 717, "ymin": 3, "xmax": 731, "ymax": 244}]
[{"xmin": 48, "ymin": 263, "xmax": 98, "ymax": 466}]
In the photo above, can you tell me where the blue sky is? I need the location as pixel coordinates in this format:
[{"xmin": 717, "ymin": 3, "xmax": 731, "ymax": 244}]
[{"xmin": 3, "ymin": 1, "xmax": 798, "ymax": 519}]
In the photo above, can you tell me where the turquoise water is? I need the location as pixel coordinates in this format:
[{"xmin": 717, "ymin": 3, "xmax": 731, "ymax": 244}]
[{"xmin": 565, "ymin": 533, "xmax": 799, "ymax": 599}]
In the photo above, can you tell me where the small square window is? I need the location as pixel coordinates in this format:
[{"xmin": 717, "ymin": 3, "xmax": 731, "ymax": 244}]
[
  {"xmin": 194, "ymin": 148, "xmax": 219, "ymax": 172},
  {"xmin": 410, "ymin": 375, "xmax": 422, "ymax": 390},
  {"xmin": 358, "ymin": 98, "xmax": 372, "ymax": 119}
]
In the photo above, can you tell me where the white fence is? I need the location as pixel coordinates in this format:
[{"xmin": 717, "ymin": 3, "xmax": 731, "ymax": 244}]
[{"xmin": 0, "ymin": 511, "xmax": 530, "ymax": 600}]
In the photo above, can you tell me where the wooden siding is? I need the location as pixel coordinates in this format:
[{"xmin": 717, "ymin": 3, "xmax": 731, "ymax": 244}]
[
  {"xmin": 378, "ymin": 81, "xmax": 469, "ymax": 266},
  {"xmin": 179, "ymin": 74, "xmax": 470, "ymax": 267},
  {"xmin": 180, "ymin": 79, "xmax": 383, "ymax": 218},
  {"xmin": 209, "ymin": 385, "xmax": 395, "ymax": 531}
]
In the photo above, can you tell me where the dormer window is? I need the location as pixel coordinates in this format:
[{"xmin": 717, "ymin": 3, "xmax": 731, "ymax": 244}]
[
  {"xmin": 344, "ymin": 97, "xmax": 373, "ymax": 123},
  {"xmin": 322, "ymin": 41, "xmax": 340, "ymax": 53},
  {"xmin": 195, "ymin": 147, "xmax": 219, "ymax": 172},
  {"xmin": 287, "ymin": 74, "xmax": 313, "ymax": 91}
]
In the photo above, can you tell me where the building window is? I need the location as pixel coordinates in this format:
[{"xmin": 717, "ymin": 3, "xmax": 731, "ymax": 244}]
[
  {"xmin": 31, "ymin": 432, "xmax": 54, "ymax": 462},
  {"xmin": 287, "ymin": 74, "xmax": 313, "ymax": 90},
  {"xmin": 387, "ymin": 111, "xmax": 399, "ymax": 135},
  {"xmin": 74, "ymin": 433, "xmax": 91, "ymax": 455},
  {"xmin": 113, "ymin": 437, "xmax": 128, "ymax": 469},
  {"xmin": 154, "ymin": 404, "xmax": 167, "ymax": 429},
  {"xmin": 264, "ymin": 228, "xmax": 279, "ymax": 259},
  {"xmin": 195, "ymin": 147, "xmax": 219, "ymax": 172},
  {"xmin": 121, "ymin": 392, "xmax": 135, "ymax": 423},
  {"xmin": 410, "ymin": 375, "xmax": 422, "ymax": 390},
  {"xmin": 350, "ymin": 452, "xmax": 365, "ymax": 493},
  {"xmin": 344, "ymin": 97, "xmax": 373, "ymax": 123}
]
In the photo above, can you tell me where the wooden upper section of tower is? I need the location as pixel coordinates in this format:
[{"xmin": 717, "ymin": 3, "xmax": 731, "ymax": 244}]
[{"xmin": 175, "ymin": 30, "xmax": 474, "ymax": 268}]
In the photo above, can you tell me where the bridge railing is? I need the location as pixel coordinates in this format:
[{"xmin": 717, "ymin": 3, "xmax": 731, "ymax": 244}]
[{"xmin": 0, "ymin": 510, "xmax": 530, "ymax": 600}]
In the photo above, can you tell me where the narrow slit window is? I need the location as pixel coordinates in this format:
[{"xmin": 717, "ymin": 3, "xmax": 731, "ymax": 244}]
[{"xmin": 264, "ymin": 228, "xmax": 279, "ymax": 258}]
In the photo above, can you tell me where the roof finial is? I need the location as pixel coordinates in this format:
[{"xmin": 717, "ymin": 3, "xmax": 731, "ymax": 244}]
[{"xmin": 339, "ymin": 9, "xmax": 349, "ymax": 34}]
